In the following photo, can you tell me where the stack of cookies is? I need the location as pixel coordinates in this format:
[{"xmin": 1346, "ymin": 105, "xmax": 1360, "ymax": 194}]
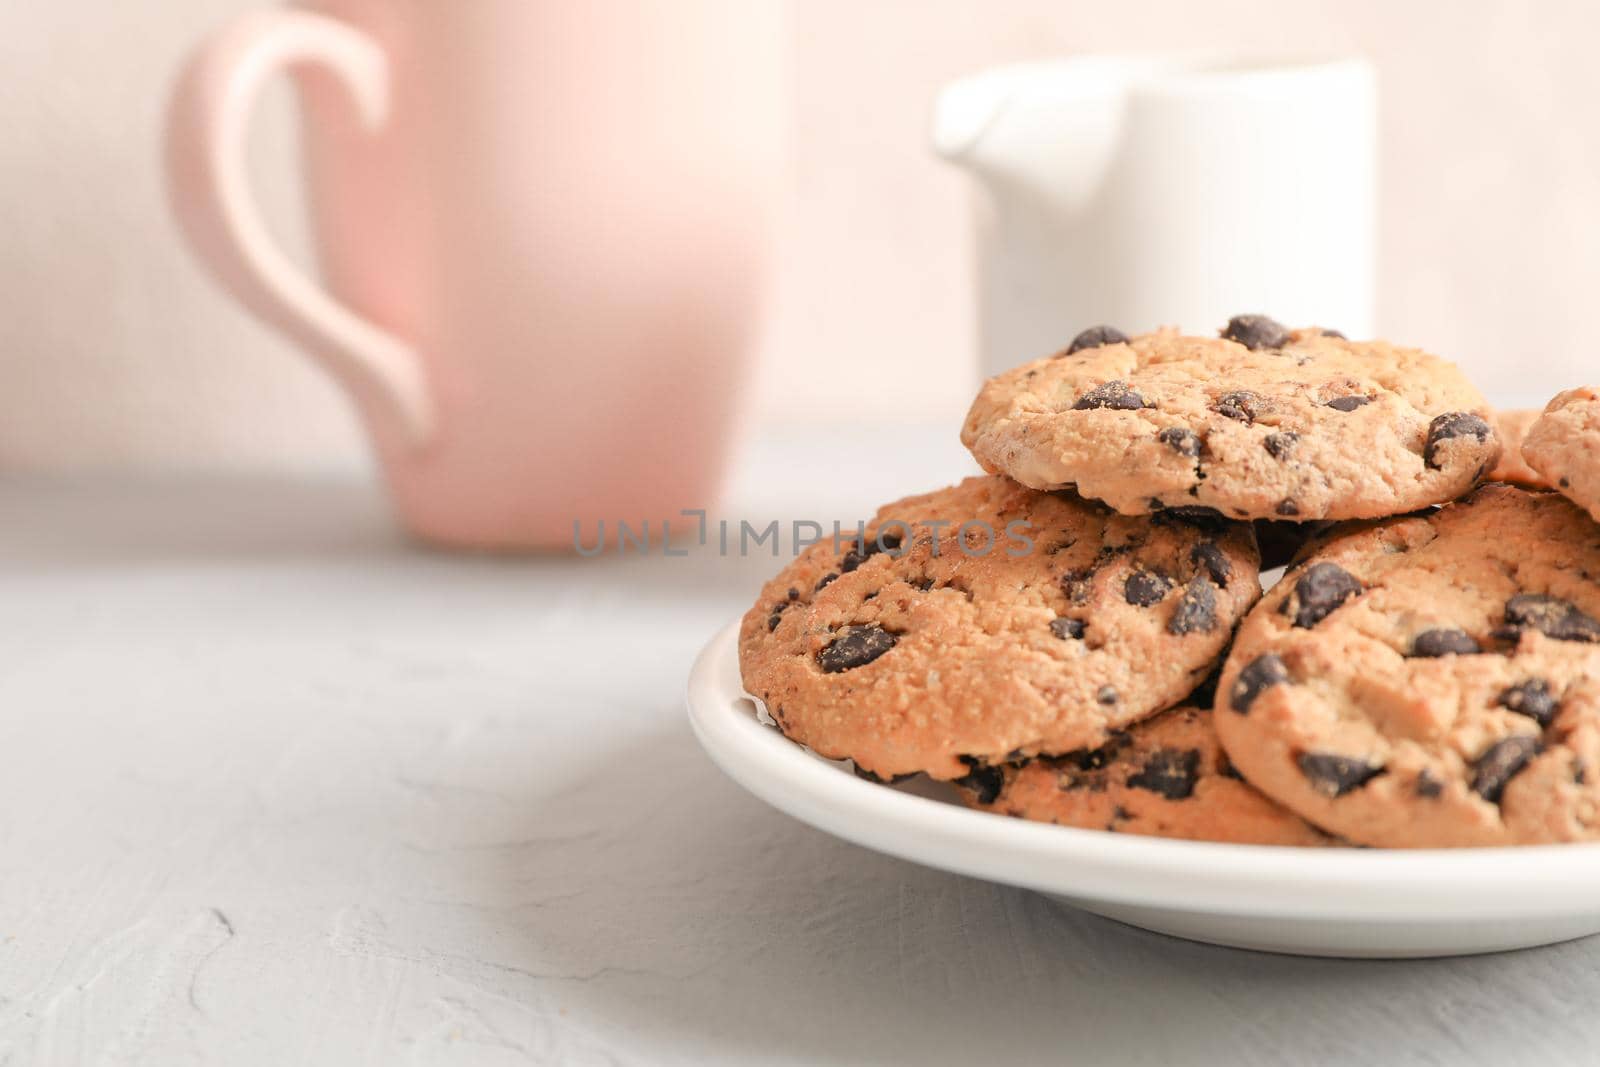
[{"xmin": 738, "ymin": 316, "xmax": 1600, "ymax": 848}]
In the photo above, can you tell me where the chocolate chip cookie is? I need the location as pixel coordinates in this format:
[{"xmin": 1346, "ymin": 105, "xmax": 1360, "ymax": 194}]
[
  {"xmin": 1522, "ymin": 387, "xmax": 1600, "ymax": 519},
  {"xmin": 1215, "ymin": 484, "xmax": 1600, "ymax": 847},
  {"xmin": 956, "ymin": 701, "xmax": 1332, "ymax": 846},
  {"xmin": 738, "ymin": 476, "xmax": 1261, "ymax": 781},
  {"xmin": 1485, "ymin": 408, "xmax": 1549, "ymax": 489},
  {"xmin": 960, "ymin": 318, "xmax": 1499, "ymax": 521}
]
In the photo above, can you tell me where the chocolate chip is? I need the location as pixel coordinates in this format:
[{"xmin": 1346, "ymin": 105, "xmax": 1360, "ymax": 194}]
[
  {"xmin": 1050, "ymin": 617, "xmax": 1086, "ymax": 640},
  {"xmin": 1502, "ymin": 593, "xmax": 1600, "ymax": 643},
  {"xmin": 1060, "ymin": 568, "xmax": 1095, "ymax": 603},
  {"xmin": 1415, "ymin": 769, "xmax": 1443, "ymax": 798},
  {"xmin": 1409, "ymin": 628, "xmax": 1481, "ymax": 657},
  {"xmin": 1127, "ymin": 748, "xmax": 1201, "ymax": 800},
  {"xmin": 787, "ymin": 588, "xmax": 800, "ymax": 601},
  {"xmin": 766, "ymin": 611, "xmax": 784, "ymax": 632},
  {"xmin": 914, "ymin": 577, "xmax": 936, "ymax": 592},
  {"xmin": 1073, "ymin": 380, "xmax": 1147, "ymax": 411},
  {"xmin": 1498, "ymin": 679, "xmax": 1559, "ymax": 727},
  {"xmin": 817, "ymin": 625, "xmax": 896, "ymax": 672},
  {"xmin": 840, "ymin": 549, "xmax": 863, "ymax": 573},
  {"xmin": 1124, "ymin": 570, "xmax": 1173, "ymax": 606},
  {"xmin": 1320, "ymin": 328, "xmax": 1347, "ymax": 339},
  {"xmin": 1096, "ymin": 685, "xmax": 1118, "ymax": 705},
  {"xmin": 1298, "ymin": 753, "xmax": 1383, "ymax": 797},
  {"xmin": 1157, "ymin": 427, "xmax": 1202, "ymax": 457},
  {"xmin": 859, "ymin": 530, "xmax": 903, "ymax": 558},
  {"xmin": 955, "ymin": 757, "xmax": 1004, "ymax": 805},
  {"xmin": 1215, "ymin": 390, "xmax": 1264, "ymax": 424},
  {"xmin": 1230, "ymin": 653, "xmax": 1289, "ymax": 712},
  {"xmin": 1263, "ymin": 432, "xmax": 1299, "ymax": 459},
  {"xmin": 1423, "ymin": 412, "xmax": 1492, "ymax": 469},
  {"xmin": 1168, "ymin": 576, "xmax": 1217, "ymax": 635},
  {"xmin": 1066, "ymin": 325, "xmax": 1129, "ymax": 354},
  {"xmin": 1326, "ymin": 395, "xmax": 1373, "ymax": 412},
  {"xmin": 1471, "ymin": 736, "xmax": 1542, "ymax": 803},
  {"xmin": 1058, "ymin": 736, "xmax": 1125, "ymax": 773},
  {"xmin": 1190, "ymin": 542, "xmax": 1232, "ymax": 587},
  {"xmin": 1222, "ymin": 314, "xmax": 1291, "ymax": 350},
  {"xmin": 814, "ymin": 572, "xmax": 838, "ymax": 592},
  {"xmin": 1288, "ymin": 562, "xmax": 1363, "ymax": 628}
]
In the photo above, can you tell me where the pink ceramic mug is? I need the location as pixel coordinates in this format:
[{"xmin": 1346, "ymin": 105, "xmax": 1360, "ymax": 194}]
[{"xmin": 166, "ymin": 0, "xmax": 780, "ymax": 549}]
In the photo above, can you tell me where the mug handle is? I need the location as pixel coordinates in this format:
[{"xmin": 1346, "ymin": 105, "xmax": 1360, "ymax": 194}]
[{"xmin": 164, "ymin": 10, "xmax": 432, "ymax": 448}]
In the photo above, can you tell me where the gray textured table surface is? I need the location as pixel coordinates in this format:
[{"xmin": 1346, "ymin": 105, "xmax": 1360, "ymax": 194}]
[{"xmin": 2, "ymin": 426, "xmax": 1598, "ymax": 1065}]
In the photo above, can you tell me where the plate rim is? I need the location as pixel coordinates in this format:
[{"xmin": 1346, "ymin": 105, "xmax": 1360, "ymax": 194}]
[{"xmin": 687, "ymin": 618, "xmax": 1600, "ymax": 922}]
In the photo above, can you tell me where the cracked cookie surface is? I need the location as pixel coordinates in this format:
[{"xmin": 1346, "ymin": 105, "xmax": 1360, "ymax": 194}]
[
  {"xmin": 738, "ymin": 476, "xmax": 1260, "ymax": 780},
  {"xmin": 1214, "ymin": 484, "xmax": 1600, "ymax": 847},
  {"xmin": 961, "ymin": 319, "xmax": 1498, "ymax": 521},
  {"xmin": 956, "ymin": 702, "xmax": 1332, "ymax": 846},
  {"xmin": 1523, "ymin": 387, "xmax": 1600, "ymax": 519}
]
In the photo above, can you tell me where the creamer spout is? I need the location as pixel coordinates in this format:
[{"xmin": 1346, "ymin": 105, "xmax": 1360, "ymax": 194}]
[{"xmin": 930, "ymin": 69, "xmax": 1013, "ymax": 166}]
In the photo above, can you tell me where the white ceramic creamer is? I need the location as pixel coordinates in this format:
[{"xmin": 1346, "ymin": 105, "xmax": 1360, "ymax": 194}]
[{"xmin": 933, "ymin": 55, "xmax": 1377, "ymax": 378}]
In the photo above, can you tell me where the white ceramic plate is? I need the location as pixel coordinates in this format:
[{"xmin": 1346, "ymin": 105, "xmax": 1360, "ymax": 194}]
[{"xmin": 687, "ymin": 620, "xmax": 1600, "ymax": 958}]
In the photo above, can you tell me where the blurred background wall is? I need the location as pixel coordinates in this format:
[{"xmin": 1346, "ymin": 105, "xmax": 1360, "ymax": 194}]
[{"xmin": 2, "ymin": 0, "xmax": 1594, "ymax": 472}]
